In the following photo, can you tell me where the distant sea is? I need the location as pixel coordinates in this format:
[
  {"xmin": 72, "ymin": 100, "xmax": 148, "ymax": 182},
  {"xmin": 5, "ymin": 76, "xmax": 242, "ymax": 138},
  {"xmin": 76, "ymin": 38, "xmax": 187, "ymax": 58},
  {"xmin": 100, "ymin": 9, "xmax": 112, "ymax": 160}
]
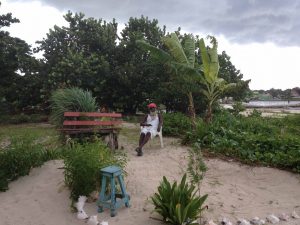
[{"xmin": 244, "ymin": 100, "xmax": 300, "ymax": 108}]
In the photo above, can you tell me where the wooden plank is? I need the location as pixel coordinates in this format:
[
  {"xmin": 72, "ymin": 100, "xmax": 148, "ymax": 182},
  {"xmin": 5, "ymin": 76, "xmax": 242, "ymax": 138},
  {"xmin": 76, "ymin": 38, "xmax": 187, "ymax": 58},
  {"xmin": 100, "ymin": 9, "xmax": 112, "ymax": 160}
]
[
  {"xmin": 59, "ymin": 127, "xmax": 121, "ymax": 133},
  {"xmin": 61, "ymin": 129, "xmax": 116, "ymax": 134},
  {"xmin": 63, "ymin": 120, "xmax": 122, "ymax": 126},
  {"xmin": 64, "ymin": 112, "xmax": 122, "ymax": 118},
  {"xmin": 59, "ymin": 128, "xmax": 120, "ymax": 131}
]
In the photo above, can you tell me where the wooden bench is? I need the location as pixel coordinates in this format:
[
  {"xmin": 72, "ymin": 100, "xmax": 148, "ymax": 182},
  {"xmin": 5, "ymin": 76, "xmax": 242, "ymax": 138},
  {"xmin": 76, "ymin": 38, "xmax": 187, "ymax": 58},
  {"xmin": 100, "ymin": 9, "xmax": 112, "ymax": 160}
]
[{"xmin": 61, "ymin": 112, "xmax": 122, "ymax": 149}]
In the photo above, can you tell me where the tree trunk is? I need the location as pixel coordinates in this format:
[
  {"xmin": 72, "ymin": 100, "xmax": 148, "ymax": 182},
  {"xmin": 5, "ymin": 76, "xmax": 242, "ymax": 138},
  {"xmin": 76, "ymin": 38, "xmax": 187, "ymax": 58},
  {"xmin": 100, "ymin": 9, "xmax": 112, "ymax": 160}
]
[
  {"xmin": 205, "ymin": 102, "xmax": 212, "ymax": 123},
  {"xmin": 187, "ymin": 92, "xmax": 196, "ymax": 129}
]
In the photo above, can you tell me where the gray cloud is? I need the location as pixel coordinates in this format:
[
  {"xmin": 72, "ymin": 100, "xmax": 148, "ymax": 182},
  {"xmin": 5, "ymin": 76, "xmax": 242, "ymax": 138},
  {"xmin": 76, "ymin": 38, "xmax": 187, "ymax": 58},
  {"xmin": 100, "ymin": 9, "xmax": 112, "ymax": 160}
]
[{"xmin": 13, "ymin": 0, "xmax": 300, "ymax": 46}]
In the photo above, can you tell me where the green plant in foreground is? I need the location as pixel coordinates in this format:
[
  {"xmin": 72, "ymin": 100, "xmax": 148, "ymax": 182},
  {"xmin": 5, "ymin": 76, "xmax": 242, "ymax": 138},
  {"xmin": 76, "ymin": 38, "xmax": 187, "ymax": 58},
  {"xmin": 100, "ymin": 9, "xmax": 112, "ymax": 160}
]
[
  {"xmin": 152, "ymin": 174, "xmax": 208, "ymax": 225},
  {"xmin": 187, "ymin": 144, "xmax": 207, "ymax": 225},
  {"xmin": 63, "ymin": 141, "xmax": 127, "ymax": 200}
]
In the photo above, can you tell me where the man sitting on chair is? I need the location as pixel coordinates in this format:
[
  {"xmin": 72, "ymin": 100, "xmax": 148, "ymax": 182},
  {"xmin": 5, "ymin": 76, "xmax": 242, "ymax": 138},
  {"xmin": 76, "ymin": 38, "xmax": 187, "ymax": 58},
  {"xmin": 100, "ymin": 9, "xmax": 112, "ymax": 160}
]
[{"xmin": 135, "ymin": 103, "xmax": 163, "ymax": 156}]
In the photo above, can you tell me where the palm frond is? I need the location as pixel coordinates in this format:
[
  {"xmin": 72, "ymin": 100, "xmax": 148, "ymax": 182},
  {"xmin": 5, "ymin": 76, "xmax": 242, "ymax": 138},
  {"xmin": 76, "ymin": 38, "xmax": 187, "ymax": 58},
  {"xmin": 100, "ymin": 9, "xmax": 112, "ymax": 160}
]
[
  {"xmin": 162, "ymin": 33, "xmax": 189, "ymax": 65},
  {"xmin": 136, "ymin": 40, "xmax": 172, "ymax": 64},
  {"xmin": 183, "ymin": 35, "xmax": 195, "ymax": 67}
]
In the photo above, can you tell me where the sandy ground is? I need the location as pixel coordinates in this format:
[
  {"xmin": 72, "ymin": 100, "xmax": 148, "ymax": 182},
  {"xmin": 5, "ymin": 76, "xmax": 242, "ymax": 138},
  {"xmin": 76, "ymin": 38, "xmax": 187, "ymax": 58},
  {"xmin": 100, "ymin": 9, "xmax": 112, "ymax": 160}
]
[{"xmin": 0, "ymin": 123, "xmax": 300, "ymax": 225}]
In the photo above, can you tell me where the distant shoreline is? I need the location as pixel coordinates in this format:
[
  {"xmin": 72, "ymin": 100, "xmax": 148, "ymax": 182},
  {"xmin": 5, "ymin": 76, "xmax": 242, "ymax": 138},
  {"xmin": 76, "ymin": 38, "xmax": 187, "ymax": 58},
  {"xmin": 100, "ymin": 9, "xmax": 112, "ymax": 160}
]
[{"xmin": 243, "ymin": 100, "xmax": 300, "ymax": 108}]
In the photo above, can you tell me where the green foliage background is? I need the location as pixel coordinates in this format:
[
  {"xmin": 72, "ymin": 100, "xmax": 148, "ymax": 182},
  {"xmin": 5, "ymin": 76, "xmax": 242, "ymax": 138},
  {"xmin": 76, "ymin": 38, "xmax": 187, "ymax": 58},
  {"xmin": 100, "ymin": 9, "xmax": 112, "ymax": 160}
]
[
  {"xmin": 1, "ymin": 9, "xmax": 249, "ymax": 115},
  {"xmin": 164, "ymin": 111, "xmax": 300, "ymax": 173}
]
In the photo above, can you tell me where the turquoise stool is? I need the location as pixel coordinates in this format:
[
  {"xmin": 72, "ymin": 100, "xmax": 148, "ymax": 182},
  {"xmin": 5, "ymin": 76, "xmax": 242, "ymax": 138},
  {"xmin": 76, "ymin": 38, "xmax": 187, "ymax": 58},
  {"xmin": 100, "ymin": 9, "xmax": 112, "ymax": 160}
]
[{"xmin": 97, "ymin": 166, "xmax": 130, "ymax": 217}]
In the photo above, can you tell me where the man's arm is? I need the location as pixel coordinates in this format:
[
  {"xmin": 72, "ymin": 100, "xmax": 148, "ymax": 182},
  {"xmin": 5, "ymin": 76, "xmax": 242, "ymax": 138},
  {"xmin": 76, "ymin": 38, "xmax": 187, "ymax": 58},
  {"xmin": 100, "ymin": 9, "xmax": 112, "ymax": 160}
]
[{"xmin": 140, "ymin": 115, "xmax": 149, "ymax": 126}]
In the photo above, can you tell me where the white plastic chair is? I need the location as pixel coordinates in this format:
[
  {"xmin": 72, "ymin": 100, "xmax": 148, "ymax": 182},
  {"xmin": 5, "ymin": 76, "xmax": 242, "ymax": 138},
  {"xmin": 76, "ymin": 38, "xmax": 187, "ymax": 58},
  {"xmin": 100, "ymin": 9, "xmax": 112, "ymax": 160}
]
[
  {"xmin": 140, "ymin": 126, "xmax": 164, "ymax": 148},
  {"xmin": 156, "ymin": 127, "xmax": 164, "ymax": 148}
]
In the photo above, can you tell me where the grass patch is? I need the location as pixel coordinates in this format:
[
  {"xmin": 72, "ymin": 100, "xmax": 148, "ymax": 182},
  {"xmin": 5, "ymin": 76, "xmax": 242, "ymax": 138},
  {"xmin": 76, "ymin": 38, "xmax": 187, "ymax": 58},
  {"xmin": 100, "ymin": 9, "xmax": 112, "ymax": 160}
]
[
  {"xmin": 120, "ymin": 125, "xmax": 140, "ymax": 144},
  {"xmin": 0, "ymin": 123, "xmax": 63, "ymax": 191},
  {"xmin": 0, "ymin": 123, "xmax": 60, "ymax": 146}
]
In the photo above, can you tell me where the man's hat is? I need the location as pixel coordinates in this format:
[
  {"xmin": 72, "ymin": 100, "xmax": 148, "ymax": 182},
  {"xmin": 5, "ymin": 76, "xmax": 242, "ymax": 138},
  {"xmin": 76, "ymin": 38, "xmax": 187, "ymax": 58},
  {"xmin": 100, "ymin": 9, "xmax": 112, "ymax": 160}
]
[{"xmin": 147, "ymin": 103, "xmax": 157, "ymax": 108}]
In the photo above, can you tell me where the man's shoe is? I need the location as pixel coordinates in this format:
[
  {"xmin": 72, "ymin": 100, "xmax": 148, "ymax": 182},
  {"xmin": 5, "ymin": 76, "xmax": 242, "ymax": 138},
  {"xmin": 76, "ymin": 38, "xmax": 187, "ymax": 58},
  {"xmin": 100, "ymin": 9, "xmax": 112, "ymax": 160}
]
[
  {"xmin": 137, "ymin": 149, "xmax": 143, "ymax": 156},
  {"xmin": 135, "ymin": 147, "xmax": 143, "ymax": 156}
]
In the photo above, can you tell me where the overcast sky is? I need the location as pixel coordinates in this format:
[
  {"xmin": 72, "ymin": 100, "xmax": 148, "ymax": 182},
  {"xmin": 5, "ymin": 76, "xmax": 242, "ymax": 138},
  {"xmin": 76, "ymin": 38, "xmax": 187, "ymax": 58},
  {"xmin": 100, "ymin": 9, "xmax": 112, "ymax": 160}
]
[{"xmin": 2, "ymin": 0, "xmax": 300, "ymax": 90}]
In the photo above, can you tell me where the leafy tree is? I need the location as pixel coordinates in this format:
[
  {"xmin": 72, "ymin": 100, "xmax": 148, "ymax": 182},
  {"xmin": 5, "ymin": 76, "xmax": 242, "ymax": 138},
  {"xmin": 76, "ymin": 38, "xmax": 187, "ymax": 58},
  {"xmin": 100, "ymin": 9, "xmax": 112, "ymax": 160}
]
[
  {"xmin": 113, "ymin": 16, "xmax": 167, "ymax": 114},
  {"xmin": 137, "ymin": 33, "xmax": 203, "ymax": 127},
  {"xmin": 282, "ymin": 89, "xmax": 292, "ymax": 103},
  {"xmin": 268, "ymin": 88, "xmax": 282, "ymax": 99},
  {"xmin": 218, "ymin": 51, "xmax": 250, "ymax": 101},
  {"xmin": 36, "ymin": 12, "xmax": 118, "ymax": 108},
  {"xmin": 0, "ymin": 4, "xmax": 39, "ymax": 113}
]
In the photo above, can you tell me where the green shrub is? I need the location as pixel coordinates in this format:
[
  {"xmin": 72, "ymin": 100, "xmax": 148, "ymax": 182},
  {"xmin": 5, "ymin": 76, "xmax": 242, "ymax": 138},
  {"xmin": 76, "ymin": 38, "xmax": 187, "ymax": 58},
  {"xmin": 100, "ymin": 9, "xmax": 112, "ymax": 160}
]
[
  {"xmin": 182, "ymin": 119, "xmax": 208, "ymax": 145},
  {"xmin": 50, "ymin": 88, "xmax": 97, "ymax": 127},
  {"xmin": 0, "ymin": 134, "xmax": 61, "ymax": 191},
  {"xmin": 63, "ymin": 141, "xmax": 127, "ymax": 200},
  {"xmin": 282, "ymin": 114, "xmax": 300, "ymax": 133},
  {"xmin": 163, "ymin": 112, "xmax": 192, "ymax": 137},
  {"xmin": 152, "ymin": 174, "xmax": 208, "ymax": 225},
  {"xmin": 249, "ymin": 109, "xmax": 262, "ymax": 117},
  {"xmin": 123, "ymin": 115, "xmax": 140, "ymax": 123},
  {"xmin": 0, "ymin": 114, "xmax": 48, "ymax": 124},
  {"xmin": 229, "ymin": 101, "xmax": 245, "ymax": 116},
  {"xmin": 0, "ymin": 114, "xmax": 30, "ymax": 124},
  {"xmin": 186, "ymin": 111, "xmax": 300, "ymax": 172}
]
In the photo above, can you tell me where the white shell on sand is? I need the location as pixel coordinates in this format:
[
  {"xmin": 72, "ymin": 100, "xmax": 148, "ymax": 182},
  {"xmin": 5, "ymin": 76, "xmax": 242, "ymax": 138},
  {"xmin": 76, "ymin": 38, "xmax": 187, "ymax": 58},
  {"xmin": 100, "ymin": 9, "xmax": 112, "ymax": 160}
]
[
  {"xmin": 87, "ymin": 215, "xmax": 99, "ymax": 225},
  {"xmin": 78, "ymin": 195, "xmax": 87, "ymax": 203},
  {"xmin": 237, "ymin": 218, "xmax": 251, "ymax": 225},
  {"xmin": 207, "ymin": 219, "xmax": 218, "ymax": 225},
  {"xmin": 278, "ymin": 212, "xmax": 289, "ymax": 221},
  {"xmin": 76, "ymin": 195, "xmax": 88, "ymax": 220},
  {"xmin": 76, "ymin": 195, "xmax": 87, "ymax": 212},
  {"xmin": 292, "ymin": 210, "xmax": 300, "ymax": 219},
  {"xmin": 266, "ymin": 214, "xmax": 280, "ymax": 224},
  {"xmin": 77, "ymin": 210, "xmax": 88, "ymax": 220},
  {"xmin": 220, "ymin": 217, "xmax": 233, "ymax": 225},
  {"xmin": 100, "ymin": 222, "xmax": 108, "ymax": 225},
  {"xmin": 250, "ymin": 217, "xmax": 265, "ymax": 225}
]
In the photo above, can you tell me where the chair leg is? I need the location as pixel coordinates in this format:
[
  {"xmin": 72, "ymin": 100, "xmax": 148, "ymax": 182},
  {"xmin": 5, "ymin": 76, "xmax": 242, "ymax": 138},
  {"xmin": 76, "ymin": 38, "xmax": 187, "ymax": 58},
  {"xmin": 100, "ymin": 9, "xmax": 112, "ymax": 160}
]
[{"xmin": 159, "ymin": 133, "xmax": 164, "ymax": 148}]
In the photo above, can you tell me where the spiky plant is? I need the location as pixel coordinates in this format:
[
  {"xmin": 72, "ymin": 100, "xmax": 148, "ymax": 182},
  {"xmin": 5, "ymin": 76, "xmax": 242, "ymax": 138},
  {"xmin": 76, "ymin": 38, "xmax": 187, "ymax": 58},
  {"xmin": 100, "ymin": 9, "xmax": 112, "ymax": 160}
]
[
  {"xmin": 50, "ymin": 87, "xmax": 97, "ymax": 127},
  {"xmin": 152, "ymin": 174, "xmax": 208, "ymax": 225}
]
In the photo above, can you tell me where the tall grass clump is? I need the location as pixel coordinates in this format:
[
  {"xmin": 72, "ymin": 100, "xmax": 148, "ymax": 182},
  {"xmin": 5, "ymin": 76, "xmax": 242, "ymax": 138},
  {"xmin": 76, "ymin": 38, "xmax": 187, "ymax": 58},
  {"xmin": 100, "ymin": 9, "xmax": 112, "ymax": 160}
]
[
  {"xmin": 63, "ymin": 141, "xmax": 127, "ymax": 200},
  {"xmin": 0, "ymin": 134, "xmax": 61, "ymax": 191},
  {"xmin": 50, "ymin": 88, "xmax": 97, "ymax": 127}
]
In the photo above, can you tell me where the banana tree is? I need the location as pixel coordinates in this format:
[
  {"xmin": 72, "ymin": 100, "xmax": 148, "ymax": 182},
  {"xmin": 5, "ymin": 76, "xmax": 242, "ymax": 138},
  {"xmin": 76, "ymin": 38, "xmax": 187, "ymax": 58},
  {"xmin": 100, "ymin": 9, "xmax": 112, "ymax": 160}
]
[
  {"xmin": 199, "ymin": 36, "xmax": 235, "ymax": 123},
  {"xmin": 137, "ymin": 33, "xmax": 201, "ymax": 128}
]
